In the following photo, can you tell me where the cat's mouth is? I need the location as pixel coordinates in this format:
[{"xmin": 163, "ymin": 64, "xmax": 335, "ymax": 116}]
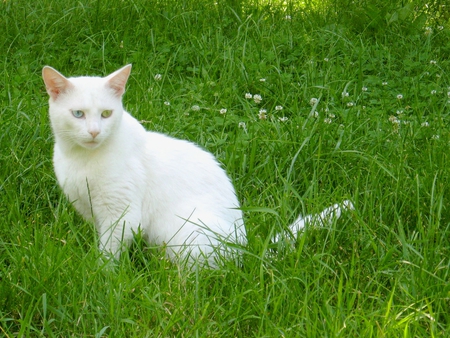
[{"xmin": 83, "ymin": 140, "xmax": 100, "ymax": 148}]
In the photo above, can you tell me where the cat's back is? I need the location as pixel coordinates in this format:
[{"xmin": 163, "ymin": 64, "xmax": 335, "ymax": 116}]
[
  {"xmin": 141, "ymin": 129, "xmax": 238, "ymax": 204},
  {"xmin": 142, "ymin": 130, "xmax": 229, "ymax": 183},
  {"xmin": 144, "ymin": 130, "xmax": 214, "ymax": 162}
]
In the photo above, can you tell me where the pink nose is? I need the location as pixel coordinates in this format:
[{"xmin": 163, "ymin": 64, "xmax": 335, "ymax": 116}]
[{"xmin": 89, "ymin": 130, "xmax": 100, "ymax": 138}]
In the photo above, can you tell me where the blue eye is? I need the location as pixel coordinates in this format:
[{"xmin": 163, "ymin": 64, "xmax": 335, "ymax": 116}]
[{"xmin": 72, "ymin": 110, "xmax": 84, "ymax": 118}]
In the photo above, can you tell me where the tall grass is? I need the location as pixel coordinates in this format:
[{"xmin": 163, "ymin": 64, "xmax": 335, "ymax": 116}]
[{"xmin": 1, "ymin": 0, "xmax": 450, "ymax": 336}]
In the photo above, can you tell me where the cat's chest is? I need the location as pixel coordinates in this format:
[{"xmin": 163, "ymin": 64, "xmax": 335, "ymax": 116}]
[
  {"xmin": 55, "ymin": 164, "xmax": 92, "ymax": 213},
  {"xmin": 53, "ymin": 144, "xmax": 145, "ymax": 203},
  {"xmin": 53, "ymin": 146, "xmax": 117, "ymax": 200}
]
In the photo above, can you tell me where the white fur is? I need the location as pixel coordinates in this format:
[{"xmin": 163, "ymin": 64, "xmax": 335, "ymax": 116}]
[{"xmin": 42, "ymin": 65, "xmax": 352, "ymax": 266}]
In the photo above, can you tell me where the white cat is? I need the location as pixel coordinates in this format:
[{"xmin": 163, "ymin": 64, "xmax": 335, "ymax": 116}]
[{"xmin": 42, "ymin": 64, "xmax": 352, "ymax": 266}]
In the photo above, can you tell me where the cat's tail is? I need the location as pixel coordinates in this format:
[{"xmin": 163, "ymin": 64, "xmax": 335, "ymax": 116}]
[{"xmin": 272, "ymin": 199, "xmax": 354, "ymax": 243}]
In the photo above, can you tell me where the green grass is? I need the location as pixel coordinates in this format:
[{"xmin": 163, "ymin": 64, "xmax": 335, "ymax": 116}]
[{"xmin": 1, "ymin": 0, "xmax": 450, "ymax": 336}]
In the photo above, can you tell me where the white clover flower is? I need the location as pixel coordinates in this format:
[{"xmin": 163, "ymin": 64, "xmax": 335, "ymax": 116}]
[
  {"xmin": 431, "ymin": 90, "xmax": 437, "ymax": 95},
  {"xmin": 253, "ymin": 94, "xmax": 262, "ymax": 104},
  {"xmin": 324, "ymin": 117, "xmax": 332, "ymax": 124},
  {"xmin": 154, "ymin": 74, "xmax": 162, "ymax": 81},
  {"xmin": 245, "ymin": 93, "xmax": 253, "ymax": 99},
  {"xmin": 424, "ymin": 27, "xmax": 433, "ymax": 35},
  {"xmin": 310, "ymin": 111, "xmax": 319, "ymax": 118},
  {"xmin": 389, "ymin": 115, "xmax": 400, "ymax": 124},
  {"xmin": 275, "ymin": 105, "xmax": 283, "ymax": 111},
  {"xmin": 341, "ymin": 91, "xmax": 349, "ymax": 98},
  {"xmin": 397, "ymin": 94, "xmax": 403, "ymax": 100},
  {"xmin": 238, "ymin": 121, "xmax": 247, "ymax": 133},
  {"xmin": 191, "ymin": 105, "xmax": 200, "ymax": 111},
  {"xmin": 347, "ymin": 102, "xmax": 354, "ymax": 107},
  {"xmin": 430, "ymin": 60, "xmax": 437, "ymax": 65},
  {"xmin": 421, "ymin": 121, "xmax": 429, "ymax": 127},
  {"xmin": 284, "ymin": 15, "xmax": 292, "ymax": 20},
  {"xmin": 164, "ymin": 101, "xmax": 171, "ymax": 106},
  {"xmin": 258, "ymin": 109, "xmax": 267, "ymax": 120},
  {"xmin": 396, "ymin": 110, "xmax": 403, "ymax": 115},
  {"xmin": 219, "ymin": 108, "xmax": 227, "ymax": 115},
  {"xmin": 309, "ymin": 97, "xmax": 318, "ymax": 106},
  {"xmin": 362, "ymin": 86, "xmax": 368, "ymax": 92},
  {"xmin": 328, "ymin": 113, "xmax": 336, "ymax": 118},
  {"xmin": 278, "ymin": 116, "xmax": 288, "ymax": 122},
  {"xmin": 382, "ymin": 81, "xmax": 388, "ymax": 86}
]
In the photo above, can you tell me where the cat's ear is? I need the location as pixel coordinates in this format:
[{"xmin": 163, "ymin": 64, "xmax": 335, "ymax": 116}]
[
  {"xmin": 42, "ymin": 66, "xmax": 72, "ymax": 101},
  {"xmin": 105, "ymin": 64, "xmax": 132, "ymax": 97}
]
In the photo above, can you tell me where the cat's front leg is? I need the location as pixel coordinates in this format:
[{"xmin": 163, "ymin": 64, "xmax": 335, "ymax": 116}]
[{"xmin": 96, "ymin": 212, "xmax": 141, "ymax": 260}]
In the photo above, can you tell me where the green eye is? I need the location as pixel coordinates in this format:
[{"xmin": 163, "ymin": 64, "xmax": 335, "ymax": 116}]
[
  {"xmin": 72, "ymin": 110, "xmax": 84, "ymax": 118},
  {"xmin": 101, "ymin": 110, "xmax": 113, "ymax": 118}
]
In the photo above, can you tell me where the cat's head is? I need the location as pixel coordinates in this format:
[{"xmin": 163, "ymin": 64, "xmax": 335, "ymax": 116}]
[{"xmin": 42, "ymin": 65, "xmax": 132, "ymax": 151}]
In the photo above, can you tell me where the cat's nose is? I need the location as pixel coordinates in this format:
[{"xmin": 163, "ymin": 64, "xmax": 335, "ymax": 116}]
[
  {"xmin": 88, "ymin": 121, "xmax": 101, "ymax": 138},
  {"xmin": 89, "ymin": 130, "xmax": 100, "ymax": 138}
]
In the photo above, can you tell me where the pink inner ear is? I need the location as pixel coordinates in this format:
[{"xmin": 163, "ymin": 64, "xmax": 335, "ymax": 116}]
[
  {"xmin": 49, "ymin": 86, "xmax": 62, "ymax": 97},
  {"xmin": 43, "ymin": 67, "xmax": 71, "ymax": 101},
  {"xmin": 106, "ymin": 65, "xmax": 131, "ymax": 97},
  {"xmin": 108, "ymin": 81, "xmax": 126, "ymax": 97}
]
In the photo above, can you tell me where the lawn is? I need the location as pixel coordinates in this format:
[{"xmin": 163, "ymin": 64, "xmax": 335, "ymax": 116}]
[{"xmin": 1, "ymin": 0, "xmax": 450, "ymax": 336}]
